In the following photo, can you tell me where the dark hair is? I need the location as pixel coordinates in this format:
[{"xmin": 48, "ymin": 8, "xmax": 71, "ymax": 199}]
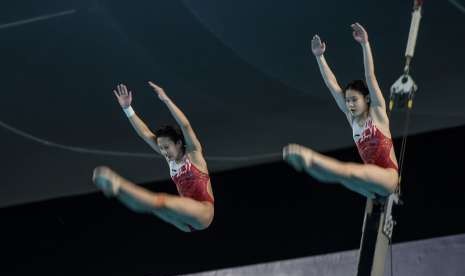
[
  {"xmin": 344, "ymin": 79, "xmax": 369, "ymax": 98},
  {"xmin": 155, "ymin": 125, "xmax": 186, "ymax": 148}
]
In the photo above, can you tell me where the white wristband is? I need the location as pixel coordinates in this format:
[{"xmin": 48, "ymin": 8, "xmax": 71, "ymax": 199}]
[{"xmin": 123, "ymin": 106, "xmax": 135, "ymax": 117}]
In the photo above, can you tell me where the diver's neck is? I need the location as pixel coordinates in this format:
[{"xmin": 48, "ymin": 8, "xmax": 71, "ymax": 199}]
[
  {"xmin": 354, "ymin": 111, "xmax": 369, "ymax": 125},
  {"xmin": 174, "ymin": 153, "xmax": 186, "ymax": 164}
]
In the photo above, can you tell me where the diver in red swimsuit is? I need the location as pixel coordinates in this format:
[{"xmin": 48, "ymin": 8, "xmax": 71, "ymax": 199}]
[
  {"xmin": 283, "ymin": 23, "xmax": 399, "ymax": 199},
  {"xmin": 93, "ymin": 82, "xmax": 214, "ymax": 232}
]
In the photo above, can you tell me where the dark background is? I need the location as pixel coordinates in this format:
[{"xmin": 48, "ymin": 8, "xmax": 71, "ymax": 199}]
[{"xmin": 1, "ymin": 1, "xmax": 465, "ymax": 275}]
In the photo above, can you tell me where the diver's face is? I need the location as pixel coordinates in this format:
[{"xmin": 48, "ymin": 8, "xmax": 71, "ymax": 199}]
[
  {"xmin": 345, "ymin": 89, "xmax": 369, "ymax": 117},
  {"xmin": 157, "ymin": 137, "xmax": 183, "ymax": 160}
]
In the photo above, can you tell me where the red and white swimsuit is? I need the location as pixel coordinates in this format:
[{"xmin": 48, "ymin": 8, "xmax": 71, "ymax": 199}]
[
  {"xmin": 168, "ymin": 155, "xmax": 214, "ymax": 204},
  {"xmin": 352, "ymin": 117, "xmax": 398, "ymax": 171}
]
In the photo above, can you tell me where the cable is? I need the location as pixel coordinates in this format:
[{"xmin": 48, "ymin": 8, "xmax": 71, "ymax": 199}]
[
  {"xmin": 0, "ymin": 10, "xmax": 76, "ymax": 30},
  {"xmin": 449, "ymin": 0, "xmax": 465, "ymax": 15},
  {"xmin": 387, "ymin": 2, "xmax": 424, "ymax": 275},
  {"xmin": 0, "ymin": 119, "xmax": 281, "ymax": 162}
]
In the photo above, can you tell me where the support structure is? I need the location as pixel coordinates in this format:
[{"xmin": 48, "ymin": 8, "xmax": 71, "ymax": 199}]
[
  {"xmin": 356, "ymin": 1, "xmax": 423, "ymax": 275},
  {"xmin": 356, "ymin": 194, "xmax": 399, "ymax": 276}
]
